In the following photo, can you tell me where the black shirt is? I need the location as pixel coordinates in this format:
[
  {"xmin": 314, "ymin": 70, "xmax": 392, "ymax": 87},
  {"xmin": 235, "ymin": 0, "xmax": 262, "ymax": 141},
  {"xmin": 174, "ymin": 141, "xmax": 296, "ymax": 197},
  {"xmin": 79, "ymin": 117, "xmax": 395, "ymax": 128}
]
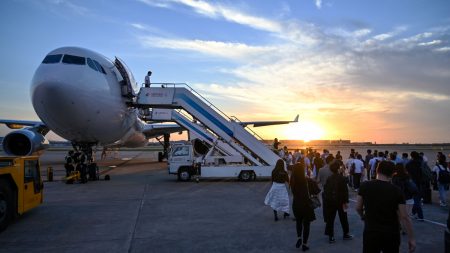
[{"xmin": 358, "ymin": 180, "xmax": 405, "ymax": 233}]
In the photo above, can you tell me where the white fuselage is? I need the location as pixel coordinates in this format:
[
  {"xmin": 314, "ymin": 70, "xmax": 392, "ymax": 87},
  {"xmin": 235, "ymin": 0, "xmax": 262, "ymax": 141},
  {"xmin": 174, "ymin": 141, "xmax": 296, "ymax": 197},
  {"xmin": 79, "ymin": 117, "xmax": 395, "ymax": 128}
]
[{"xmin": 31, "ymin": 47, "xmax": 147, "ymax": 147}]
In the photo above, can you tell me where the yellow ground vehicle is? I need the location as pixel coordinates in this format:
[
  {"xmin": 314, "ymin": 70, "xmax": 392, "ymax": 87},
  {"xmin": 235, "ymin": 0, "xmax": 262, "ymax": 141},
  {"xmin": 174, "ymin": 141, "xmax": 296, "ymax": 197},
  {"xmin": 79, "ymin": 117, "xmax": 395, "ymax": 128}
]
[{"xmin": 0, "ymin": 156, "xmax": 43, "ymax": 233}]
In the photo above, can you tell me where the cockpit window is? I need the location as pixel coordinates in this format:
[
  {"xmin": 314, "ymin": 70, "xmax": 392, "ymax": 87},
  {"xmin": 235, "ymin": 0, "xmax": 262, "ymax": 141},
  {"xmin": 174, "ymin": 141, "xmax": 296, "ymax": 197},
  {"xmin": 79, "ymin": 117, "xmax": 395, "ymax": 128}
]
[
  {"xmin": 62, "ymin": 54, "xmax": 86, "ymax": 65},
  {"xmin": 87, "ymin": 58, "xmax": 98, "ymax": 72},
  {"xmin": 93, "ymin": 60, "xmax": 106, "ymax": 74},
  {"xmin": 42, "ymin": 54, "xmax": 62, "ymax": 64}
]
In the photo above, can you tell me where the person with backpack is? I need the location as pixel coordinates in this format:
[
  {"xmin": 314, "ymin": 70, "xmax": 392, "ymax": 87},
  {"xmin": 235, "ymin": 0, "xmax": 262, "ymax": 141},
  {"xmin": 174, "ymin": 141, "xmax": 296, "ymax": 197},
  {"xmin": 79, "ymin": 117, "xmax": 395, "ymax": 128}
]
[
  {"xmin": 264, "ymin": 159, "xmax": 290, "ymax": 221},
  {"xmin": 346, "ymin": 153, "xmax": 356, "ymax": 189},
  {"xmin": 323, "ymin": 161, "xmax": 353, "ymax": 243},
  {"xmin": 432, "ymin": 154, "xmax": 450, "ymax": 207}
]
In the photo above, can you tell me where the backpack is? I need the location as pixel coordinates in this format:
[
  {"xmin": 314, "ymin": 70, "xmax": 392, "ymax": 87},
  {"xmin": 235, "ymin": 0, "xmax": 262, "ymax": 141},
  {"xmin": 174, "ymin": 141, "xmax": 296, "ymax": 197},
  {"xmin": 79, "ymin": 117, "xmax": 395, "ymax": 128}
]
[{"xmin": 438, "ymin": 165, "xmax": 450, "ymax": 184}]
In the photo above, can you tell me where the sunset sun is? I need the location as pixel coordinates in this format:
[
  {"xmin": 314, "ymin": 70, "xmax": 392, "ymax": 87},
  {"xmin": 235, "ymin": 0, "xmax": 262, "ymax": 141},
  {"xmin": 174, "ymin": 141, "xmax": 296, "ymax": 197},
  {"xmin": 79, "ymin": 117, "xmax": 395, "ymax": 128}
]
[{"xmin": 283, "ymin": 121, "xmax": 325, "ymax": 141}]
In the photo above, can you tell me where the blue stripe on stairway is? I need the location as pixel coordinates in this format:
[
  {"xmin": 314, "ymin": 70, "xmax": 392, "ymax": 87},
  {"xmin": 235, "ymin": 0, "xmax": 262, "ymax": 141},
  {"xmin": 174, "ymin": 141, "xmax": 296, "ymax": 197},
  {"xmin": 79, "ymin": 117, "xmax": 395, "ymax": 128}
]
[
  {"xmin": 175, "ymin": 92, "xmax": 234, "ymax": 137},
  {"xmin": 173, "ymin": 113, "xmax": 214, "ymax": 142}
]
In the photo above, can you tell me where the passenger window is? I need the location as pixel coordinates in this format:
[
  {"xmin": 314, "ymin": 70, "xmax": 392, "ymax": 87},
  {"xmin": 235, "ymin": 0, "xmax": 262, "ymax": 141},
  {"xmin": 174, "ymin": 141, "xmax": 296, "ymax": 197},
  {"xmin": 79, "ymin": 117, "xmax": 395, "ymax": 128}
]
[
  {"xmin": 93, "ymin": 60, "xmax": 106, "ymax": 74},
  {"xmin": 42, "ymin": 54, "xmax": 62, "ymax": 64},
  {"xmin": 87, "ymin": 58, "xmax": 98, "ymax": 72},
  {"xmin": 62, "ymin": 54, "xmax": 86, "ymax": 65}
]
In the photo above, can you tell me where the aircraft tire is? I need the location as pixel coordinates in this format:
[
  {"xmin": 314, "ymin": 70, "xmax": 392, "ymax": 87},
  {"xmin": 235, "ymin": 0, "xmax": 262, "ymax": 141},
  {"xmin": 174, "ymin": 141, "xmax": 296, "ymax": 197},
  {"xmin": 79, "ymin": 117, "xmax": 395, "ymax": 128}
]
[{"xmin": 0, "ymin": 179, "xmax": 13, "ymax": 233}]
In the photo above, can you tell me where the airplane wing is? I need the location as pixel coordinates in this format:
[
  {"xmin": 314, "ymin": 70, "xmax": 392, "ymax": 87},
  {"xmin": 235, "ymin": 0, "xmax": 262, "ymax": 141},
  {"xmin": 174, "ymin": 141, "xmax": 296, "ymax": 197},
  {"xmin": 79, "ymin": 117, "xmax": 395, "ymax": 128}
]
[
  {"xmin": 238, "ymin": 114, "xmax": 299, "ymax": 128},
  {"xmin": 142, "ymin": 123, "xmax": 184, "ymax": 139},
  {"xmin": 0, "ymin": 119, "xmax": 50, "ymax": 136},
  {"xmin": 0, "ymin": 119, "xmax": 46, "ymax": 129}
]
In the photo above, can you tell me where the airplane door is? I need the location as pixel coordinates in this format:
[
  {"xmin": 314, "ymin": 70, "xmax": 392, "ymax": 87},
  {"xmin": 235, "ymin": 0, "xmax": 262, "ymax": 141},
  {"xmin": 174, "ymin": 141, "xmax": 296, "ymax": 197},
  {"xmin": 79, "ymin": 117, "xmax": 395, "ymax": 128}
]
[{"xmin": 23, "ymin": 160, "xmax": 42, "ymax": 212}]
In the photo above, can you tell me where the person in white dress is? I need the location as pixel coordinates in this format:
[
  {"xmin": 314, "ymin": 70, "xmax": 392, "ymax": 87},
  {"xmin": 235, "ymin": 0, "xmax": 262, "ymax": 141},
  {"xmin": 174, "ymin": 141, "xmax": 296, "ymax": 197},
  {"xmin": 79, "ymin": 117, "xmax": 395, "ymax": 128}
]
[{"xmin": 265, "ymin": 159, "xmax": 290, "ymax": 221}]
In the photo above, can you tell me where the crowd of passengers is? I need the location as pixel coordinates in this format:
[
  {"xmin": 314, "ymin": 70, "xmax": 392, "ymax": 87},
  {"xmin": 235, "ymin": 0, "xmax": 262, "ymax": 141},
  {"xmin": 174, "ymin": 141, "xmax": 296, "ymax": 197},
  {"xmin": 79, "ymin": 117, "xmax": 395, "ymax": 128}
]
[{"xmin": 265, "ymin": 138, "xmax": 449, "ymax": 252}]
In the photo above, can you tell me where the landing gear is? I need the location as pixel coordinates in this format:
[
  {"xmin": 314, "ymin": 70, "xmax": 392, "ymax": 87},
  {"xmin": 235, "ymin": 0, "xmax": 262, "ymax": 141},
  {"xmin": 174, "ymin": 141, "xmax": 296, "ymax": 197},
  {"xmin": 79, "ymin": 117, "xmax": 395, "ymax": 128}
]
[{"xmin": 65, "ymin": 142, "xmax": 99, "ymax": 183}]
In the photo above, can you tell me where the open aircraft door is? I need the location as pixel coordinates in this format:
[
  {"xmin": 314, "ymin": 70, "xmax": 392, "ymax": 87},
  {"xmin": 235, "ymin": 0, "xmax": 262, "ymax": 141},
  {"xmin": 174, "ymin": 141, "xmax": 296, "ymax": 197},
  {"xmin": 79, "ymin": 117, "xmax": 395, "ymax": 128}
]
[{"xmin": 114, "ymin": 57, "xmax": 139, "ymax": 99}]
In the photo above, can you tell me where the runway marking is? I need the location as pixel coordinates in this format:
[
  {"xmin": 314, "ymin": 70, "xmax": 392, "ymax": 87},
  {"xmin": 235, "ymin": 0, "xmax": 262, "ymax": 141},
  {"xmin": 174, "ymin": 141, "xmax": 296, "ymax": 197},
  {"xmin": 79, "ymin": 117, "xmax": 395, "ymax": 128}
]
[
  {"xmin": 348, "ymin": 198, "xmax": 447, "ymax": 228},
  {"xmin": 127, "ymin": 179, "xmax": 149, "ymax": 253},
  {"xmin": 423, "ymin": 219, "xmax": 446, "ymax": 228}
]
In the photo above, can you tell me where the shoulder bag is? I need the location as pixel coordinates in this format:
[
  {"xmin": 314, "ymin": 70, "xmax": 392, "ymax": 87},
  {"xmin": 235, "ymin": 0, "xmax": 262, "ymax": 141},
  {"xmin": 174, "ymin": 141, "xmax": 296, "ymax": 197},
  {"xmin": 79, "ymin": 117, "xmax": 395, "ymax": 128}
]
[{"xmin": 307, "ymin": 179, "xmax": 321, "ymax": 209}]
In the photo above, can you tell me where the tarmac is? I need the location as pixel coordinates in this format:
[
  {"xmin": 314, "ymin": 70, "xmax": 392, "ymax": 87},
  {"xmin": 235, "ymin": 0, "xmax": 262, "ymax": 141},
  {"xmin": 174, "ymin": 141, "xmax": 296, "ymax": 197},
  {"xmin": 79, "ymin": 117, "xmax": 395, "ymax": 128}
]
[{"xmin": 0, "ymin": 150, "xmax": 447, "ymax": 253}]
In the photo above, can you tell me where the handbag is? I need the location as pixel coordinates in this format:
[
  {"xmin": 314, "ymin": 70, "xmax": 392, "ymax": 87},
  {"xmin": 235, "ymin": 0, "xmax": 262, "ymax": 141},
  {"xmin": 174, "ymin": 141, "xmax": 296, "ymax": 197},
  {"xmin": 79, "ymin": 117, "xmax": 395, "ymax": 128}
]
[{"xmin": 307, "ymin": 179, "xmax": 321, "ymax": 209}]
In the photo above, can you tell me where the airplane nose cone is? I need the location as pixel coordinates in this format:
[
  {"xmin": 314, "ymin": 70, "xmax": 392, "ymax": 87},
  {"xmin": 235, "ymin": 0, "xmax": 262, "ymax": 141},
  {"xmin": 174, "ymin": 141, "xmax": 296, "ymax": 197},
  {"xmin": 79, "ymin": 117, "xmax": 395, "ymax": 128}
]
[{"xmin": 31, "ymin": 78, "xmax": 92, "ymax": 140}]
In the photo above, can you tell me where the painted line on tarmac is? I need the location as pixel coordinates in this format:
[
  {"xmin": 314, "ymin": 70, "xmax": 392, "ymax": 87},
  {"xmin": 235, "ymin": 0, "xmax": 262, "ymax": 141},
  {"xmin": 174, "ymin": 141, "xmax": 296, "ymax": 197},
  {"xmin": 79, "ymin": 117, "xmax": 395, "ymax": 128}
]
[
  {"xmin": 423, "ymin": 219, "xmax": 446, "ymax": 228},
  {"xmin": 348, "ymin": 198, "xmax": 447, "ymax": 228}
]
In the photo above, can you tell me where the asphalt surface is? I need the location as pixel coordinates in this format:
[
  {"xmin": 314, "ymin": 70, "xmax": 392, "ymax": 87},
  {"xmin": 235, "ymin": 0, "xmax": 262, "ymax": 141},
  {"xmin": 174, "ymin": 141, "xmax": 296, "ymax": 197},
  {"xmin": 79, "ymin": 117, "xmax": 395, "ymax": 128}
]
[{"xmin": 0, "ymin": 150, "xmax": 447, "ymax": 253}]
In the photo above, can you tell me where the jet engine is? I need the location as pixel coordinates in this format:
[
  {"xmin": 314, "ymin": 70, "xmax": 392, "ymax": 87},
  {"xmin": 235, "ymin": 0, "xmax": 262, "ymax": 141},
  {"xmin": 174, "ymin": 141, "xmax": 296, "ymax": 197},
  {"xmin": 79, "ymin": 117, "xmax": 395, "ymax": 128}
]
[{"xmin": 2, "ymin": 129, "xmax": 49, "ymax": 156}]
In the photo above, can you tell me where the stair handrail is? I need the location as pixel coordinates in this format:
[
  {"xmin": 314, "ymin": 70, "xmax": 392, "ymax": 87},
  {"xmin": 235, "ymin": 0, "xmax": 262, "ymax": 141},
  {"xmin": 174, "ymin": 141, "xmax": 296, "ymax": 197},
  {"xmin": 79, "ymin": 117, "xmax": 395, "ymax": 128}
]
[
  {"xmin": 145, "ymin": 83, "xmax": 266, "ymax": 143},
  {"xmin": 147, "ymin": 83, "xmax": 234, "ymax": 123}
]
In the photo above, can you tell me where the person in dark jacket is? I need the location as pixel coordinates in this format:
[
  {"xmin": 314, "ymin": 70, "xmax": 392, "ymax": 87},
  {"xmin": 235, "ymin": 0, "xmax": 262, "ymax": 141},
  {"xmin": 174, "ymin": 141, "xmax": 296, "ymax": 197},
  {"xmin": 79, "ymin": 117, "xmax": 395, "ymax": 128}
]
[
  {"xmin": 290, "ymin": 159, "xmax": 321, "ymax": 251},
  {"xmin": 405, "ymin": 151, "xmax": 424, "ymax": 220},
  {"xmin": 323, "ymin": 161, "xmax": 353, "ymax": 243}
]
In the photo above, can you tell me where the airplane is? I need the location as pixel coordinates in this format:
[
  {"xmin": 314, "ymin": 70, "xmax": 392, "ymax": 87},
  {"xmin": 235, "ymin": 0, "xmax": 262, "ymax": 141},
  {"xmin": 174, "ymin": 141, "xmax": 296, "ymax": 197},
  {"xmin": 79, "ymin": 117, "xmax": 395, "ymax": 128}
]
[{"xmin": 0, "ymin": 47, "xmax": 298, "ymax": 161}]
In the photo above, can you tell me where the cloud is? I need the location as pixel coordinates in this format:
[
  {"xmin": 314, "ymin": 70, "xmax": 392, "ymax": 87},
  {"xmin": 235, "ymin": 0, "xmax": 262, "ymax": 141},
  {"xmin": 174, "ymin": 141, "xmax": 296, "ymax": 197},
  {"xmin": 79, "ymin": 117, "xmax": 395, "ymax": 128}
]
[
  {"xmin": 139, "ymin": 0, "xmax": 282, "ymax": 33},
  {"xmin": 139, "ymin": 36, "xmax": 276, "ymax": 60},
  {"xmin": 133, "ymin": 2, "xmax": 450, "ymax": 141},
  {"xmin": 315, "ymin": 0, "xmax": 322, "ymax": 9},
  {"xmin": 45, "ymin": 0, "xmax": 90, "ymax": 15},
  {"xmin": 435, "ymin": 46, "xmax": 450, "ymax": 52},
  {"xmin": 138, "ymin": 0, "xmax": 317, "ymax": 46},
  {"xmin": 371, "ymin": 26, "xmax": 408, "ymax": 41},
  {"xmin": 418, "ymin": 40, "xmax": 442, "ymax": 46},
  {"xmin": 131, "ymin": 23, "xmax": 146, "ymax": 30}
]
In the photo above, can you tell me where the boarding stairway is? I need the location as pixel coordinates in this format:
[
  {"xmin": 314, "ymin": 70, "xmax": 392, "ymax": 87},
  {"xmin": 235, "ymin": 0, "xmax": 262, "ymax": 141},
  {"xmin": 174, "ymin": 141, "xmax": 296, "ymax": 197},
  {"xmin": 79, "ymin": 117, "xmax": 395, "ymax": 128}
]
[{"xmin": 136, "ymin": 84, "xmax": 279, "ymax": 166}]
